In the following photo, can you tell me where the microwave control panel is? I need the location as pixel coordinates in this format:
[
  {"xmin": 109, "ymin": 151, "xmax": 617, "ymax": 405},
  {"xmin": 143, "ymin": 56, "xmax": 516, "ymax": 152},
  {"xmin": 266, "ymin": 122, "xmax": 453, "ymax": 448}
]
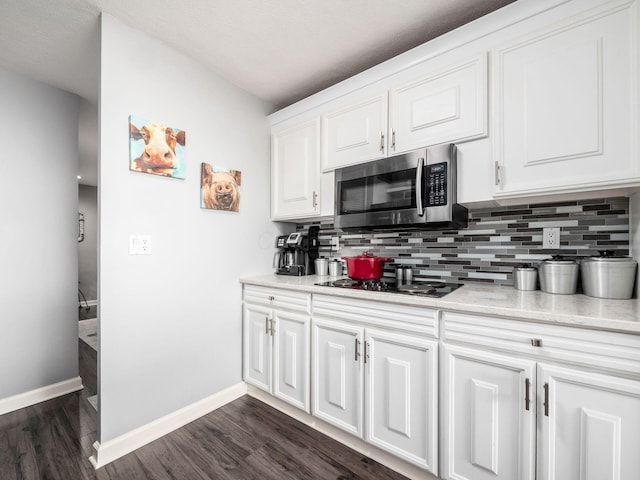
[{"xmin": 426, "ymin": 162, "xmax": 447, "ymax": 206}]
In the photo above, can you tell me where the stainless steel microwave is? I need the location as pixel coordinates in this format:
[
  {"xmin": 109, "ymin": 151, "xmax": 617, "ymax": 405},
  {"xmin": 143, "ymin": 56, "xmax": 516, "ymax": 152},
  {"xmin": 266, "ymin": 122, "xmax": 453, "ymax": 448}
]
[{"xmin": 334, "ymin": 144, "xmax": 468, "ymax": 231}]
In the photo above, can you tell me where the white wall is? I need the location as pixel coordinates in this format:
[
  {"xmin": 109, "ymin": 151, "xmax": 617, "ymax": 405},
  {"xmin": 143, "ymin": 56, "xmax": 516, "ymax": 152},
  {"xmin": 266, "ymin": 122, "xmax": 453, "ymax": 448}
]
[
  {"xmin": 99, "ymin": 14, "xmax": 283, "ymax": 442},
  {"xmin": 78, "ymin": 184, "xmax": 98, "ymax": 302},
  {"xmin": 0, "ymin": 66, "xmax": 79, "ymax": 399}
]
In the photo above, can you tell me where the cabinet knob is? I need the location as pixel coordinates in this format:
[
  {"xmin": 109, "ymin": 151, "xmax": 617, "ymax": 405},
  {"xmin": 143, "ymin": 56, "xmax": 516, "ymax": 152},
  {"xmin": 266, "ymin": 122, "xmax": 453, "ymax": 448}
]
[
  {"xmin": 531, "ymin": 338, "xmax": 542, "ymax": 347},
  {"xmin": 268, "ymin": 295, "xmax": 275, "ymax": 302}
]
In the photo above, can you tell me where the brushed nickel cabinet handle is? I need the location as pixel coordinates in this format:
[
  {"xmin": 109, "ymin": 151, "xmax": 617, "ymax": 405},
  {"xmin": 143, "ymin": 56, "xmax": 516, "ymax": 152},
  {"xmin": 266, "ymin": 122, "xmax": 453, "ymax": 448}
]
[
  {"xmin": 391, "ymin": 129, "xmax": 396, "ymax": 150},
  {"xmin": 525, "ymin": 377, "xmax": 531, "ymax": 411},
  {"xmin": 312, "ymin": 191, "xmax": 318, "ymax": 208},
  {"xmin": 364, "ymin": 341, "xmax": 370, "ymax": 364},
  {"xmin": 379, "ymin": 131, "xmax": 385, "ymax": 152},
  {"xmin": 270, "ymin": 318, "xmax": 275, "ymax": 336},
  {"xmin": 355, "ymin": 338, "xmax": 361, "ymax": 361},
  {"xmin": 265, "ymin": 316, "xmax": 269, "ymax": 335},
  {"xmin": 494, "ymin": 161, "xmax": 501, "ymax": 186},
  {"xmin": 544, "ymin": 382, "xmax": 549, "ymax": 417}
]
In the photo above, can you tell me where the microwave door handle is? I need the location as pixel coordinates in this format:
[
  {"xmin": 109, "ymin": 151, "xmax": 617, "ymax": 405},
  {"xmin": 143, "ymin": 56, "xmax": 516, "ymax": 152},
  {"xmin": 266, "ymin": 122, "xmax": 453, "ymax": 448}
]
[{"xmin": 416, "ymin": 157, "xmax": 425, "ymax": 217}]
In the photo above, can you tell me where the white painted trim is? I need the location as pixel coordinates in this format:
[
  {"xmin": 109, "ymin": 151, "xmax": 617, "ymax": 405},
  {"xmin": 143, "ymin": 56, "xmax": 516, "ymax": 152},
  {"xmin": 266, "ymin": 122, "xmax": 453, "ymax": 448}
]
[
  {"xmin": 0, "ymin": 376, "xmax": 83, "ymax": 415},
  {"xmin": 246, "ymin": 385, "xmax": 438, "ymax": 480},
  {"xmin": 89, "ymin": 382, "xmax": 247, "ymax": 469}
]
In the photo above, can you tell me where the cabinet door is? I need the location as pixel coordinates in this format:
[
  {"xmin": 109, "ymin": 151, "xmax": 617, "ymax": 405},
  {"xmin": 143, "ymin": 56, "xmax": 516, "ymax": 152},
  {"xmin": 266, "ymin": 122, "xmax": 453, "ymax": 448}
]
[
  {"xmin": 271, "ymin": 118, "xmax": 321, "ymax": 220},
  {"xmin": 321, "ymin": 93, "xmax": 388, "ymax": 171},
  {"xmin": 493, "ymin": 2, "xmax": 639, "ymax": 197},
  {"xmin": 365, "ymin": 328, "xmax": 438, "ymax": 473},
  {"xmin": 389, "ymin": 53, "xmax": 487, "ymax": 155},
  {"xmin": 242, "ymin": 303, "xmax": 273, "ymax": 392},
  {"xmin": 311, "ymin": 318, "xmax": 364, "ymax": 438},
  {"xmin": 272, "ymin": 309, "xmax": 310, "ymax": 413},
  {"xmin": 442, "ymin": 345, "xmax": 536, "ymax": 480},
  {"xmin": 539, "ymin": 363, "xmax": 640, "ymax": 480}
]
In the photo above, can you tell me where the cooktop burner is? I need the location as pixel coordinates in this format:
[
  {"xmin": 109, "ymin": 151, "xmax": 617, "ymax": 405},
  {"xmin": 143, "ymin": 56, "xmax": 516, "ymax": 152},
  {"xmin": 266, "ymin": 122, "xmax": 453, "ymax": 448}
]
[{"xmin": 315, "ymin": 279, "xmax": 462, "ymax": 298}]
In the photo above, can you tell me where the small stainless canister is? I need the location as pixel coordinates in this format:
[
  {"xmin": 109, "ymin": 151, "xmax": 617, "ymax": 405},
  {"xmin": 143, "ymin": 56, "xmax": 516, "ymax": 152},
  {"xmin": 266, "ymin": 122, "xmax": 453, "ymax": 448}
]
[
  {"xmin": 396, "ymin": 266, "xmax": 404, "ymax": 284},
  {"xmin": 315, "ymin": 257, "xmax": 329, "ymax": 276},
  {"xmin": 513, "ymin": 265, "xmax": 537, "ymax": 291},
  {"xmin": 328, "ymin": 259, "xmax": 342, "ymax": 277},
  {"xmin": 404, "ymin": 266, "xmax": 413, "ymax": 284}
]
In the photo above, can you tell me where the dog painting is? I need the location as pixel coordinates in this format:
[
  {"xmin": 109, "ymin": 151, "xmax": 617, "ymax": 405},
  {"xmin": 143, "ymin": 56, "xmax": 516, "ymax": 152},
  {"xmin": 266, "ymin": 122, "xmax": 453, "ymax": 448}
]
[
  {"xmin": 201, "ymin": 162, "xmax": 241, "ymax": 212},
  {"xmin": 129, "ymin": 115, "xmax": 186, "ymax": 179}
]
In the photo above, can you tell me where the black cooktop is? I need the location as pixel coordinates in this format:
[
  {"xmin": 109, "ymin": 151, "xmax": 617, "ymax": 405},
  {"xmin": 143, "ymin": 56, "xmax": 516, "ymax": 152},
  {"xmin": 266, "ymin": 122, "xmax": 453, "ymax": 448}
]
[{"xmin": 315, "ymin": 278, "xmax": 462, "ymax": 298}]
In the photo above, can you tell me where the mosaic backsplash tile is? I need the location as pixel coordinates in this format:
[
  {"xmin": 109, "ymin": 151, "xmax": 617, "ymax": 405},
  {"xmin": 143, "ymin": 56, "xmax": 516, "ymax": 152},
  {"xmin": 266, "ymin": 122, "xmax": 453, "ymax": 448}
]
[{"xmin": 297, "ymin": 197, "xmax": 630, "ymax": 287}]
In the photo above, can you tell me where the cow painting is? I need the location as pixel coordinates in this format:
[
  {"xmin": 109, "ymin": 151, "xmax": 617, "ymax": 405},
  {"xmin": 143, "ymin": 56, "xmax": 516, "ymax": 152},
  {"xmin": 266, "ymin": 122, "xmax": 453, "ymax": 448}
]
[
  {"xmin": 129, "ymin": 115, "xmax": 186, "ymax": 179},
  {"xmin": 201, "ymin": 162, "xmax": 241, "ymax": 212}
]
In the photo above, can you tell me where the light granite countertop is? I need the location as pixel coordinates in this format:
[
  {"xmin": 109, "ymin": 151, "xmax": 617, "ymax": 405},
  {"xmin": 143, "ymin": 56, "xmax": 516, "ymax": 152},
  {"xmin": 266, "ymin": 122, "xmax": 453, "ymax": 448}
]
[{"xmin": 240, "ymin": 274, "xmax": 640, "ymax": 335}]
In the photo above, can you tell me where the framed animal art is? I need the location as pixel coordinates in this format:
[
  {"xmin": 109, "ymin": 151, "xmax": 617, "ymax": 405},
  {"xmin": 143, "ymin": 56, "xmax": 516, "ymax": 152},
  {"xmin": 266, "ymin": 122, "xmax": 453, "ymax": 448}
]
[
  {"xmin": 200, "ymin": 162, "xmax": 241, "ymax": 212},
  {"xmin": 129, "ymin": 115, "xmax": 186, "ymax": 179}
]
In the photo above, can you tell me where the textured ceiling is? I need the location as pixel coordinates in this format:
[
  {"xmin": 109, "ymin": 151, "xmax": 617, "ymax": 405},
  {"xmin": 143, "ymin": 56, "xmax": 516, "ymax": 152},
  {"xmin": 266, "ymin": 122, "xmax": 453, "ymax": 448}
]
[
  {"xmin": 0, "ymin": 0, "xmax": 515, "ymax": 186},
  {"xmin": 0, "ymin": 0, "xmax": 514, "ymax": 109}
]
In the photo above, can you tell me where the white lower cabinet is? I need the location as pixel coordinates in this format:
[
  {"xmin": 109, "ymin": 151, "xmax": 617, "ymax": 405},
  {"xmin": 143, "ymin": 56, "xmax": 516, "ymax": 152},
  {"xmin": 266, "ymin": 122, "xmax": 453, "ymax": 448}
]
[
  {"xmin": 311, "ymin": 294, "xmax": 438, "ymax": 473},
  {"xmin": 441, "ymin": 312, "xmax": 640, "ymax": 480},
  {"xmin": 312, "ymin": 318, "xmax": 364, "ymax": 437},
  {"xmin": 243, "ymin": 286, "xmax": 311, "ymax": 412},
  {"xmin": 365, "ymin": 328, "xmax": 437, "ymax": 471},
  {"xmin": 442, "ymin": 344, "xmax": 536, "ymax": 480},
  {"xmin": 539, "ymin": 363, "xmax": 640, "ymax": 480}
]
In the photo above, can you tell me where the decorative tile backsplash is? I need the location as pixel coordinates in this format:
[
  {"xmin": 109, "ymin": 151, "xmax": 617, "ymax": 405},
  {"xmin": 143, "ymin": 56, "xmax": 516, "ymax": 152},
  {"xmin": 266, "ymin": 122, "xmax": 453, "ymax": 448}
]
[{"xmin": 297, "ymin": 197, "xmax": 630, "ymax": 286}]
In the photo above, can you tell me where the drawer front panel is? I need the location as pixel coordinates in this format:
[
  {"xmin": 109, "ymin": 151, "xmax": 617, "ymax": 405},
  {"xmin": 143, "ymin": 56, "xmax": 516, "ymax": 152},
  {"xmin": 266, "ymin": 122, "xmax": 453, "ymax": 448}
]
[
  {"xmin": 313, "ymin": 294, "xmax": 438, "ymax": 338},
  {"xmin": 442, "ymin": 312, "xmax": 640, "ymax": 376},
  {"xmin": 243, "ymin": 285, "xmax": 311, "ymax": 313}
]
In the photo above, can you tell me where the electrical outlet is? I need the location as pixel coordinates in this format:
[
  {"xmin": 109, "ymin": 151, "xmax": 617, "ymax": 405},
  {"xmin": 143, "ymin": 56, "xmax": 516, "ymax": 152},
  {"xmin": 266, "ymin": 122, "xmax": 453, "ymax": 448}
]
[
  {"xmin": 331, "ymin": 236, "xmax": 340, "ymax": 251},
  {"xmin": 129, "ymin": 234, "xmax": 152, "ymax": 255},
  {"xmin": 542, "ymin": 227, "xmax": 560, "ymax": 249}
]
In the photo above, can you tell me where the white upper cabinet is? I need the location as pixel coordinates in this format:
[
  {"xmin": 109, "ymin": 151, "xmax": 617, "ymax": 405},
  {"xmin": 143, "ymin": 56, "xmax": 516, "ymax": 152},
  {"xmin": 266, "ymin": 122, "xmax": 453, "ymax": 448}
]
[
  {"xmin": 271, "ymin": 118, "xmax": 321, "ymax": 220},
  {"xmin": 492, "ymin": 0, "xmax": 640, "ymax": 198},
  {"xmin": 321, "ymin": 93, "xmax": 388, "ymax": 171},
  {"xmin": 389, "ymin": 53, "xmax": 488, "ymax": 155},
  {"xmin": 321, "ymin": 54, "xmax": 488, "ymax": 172}
]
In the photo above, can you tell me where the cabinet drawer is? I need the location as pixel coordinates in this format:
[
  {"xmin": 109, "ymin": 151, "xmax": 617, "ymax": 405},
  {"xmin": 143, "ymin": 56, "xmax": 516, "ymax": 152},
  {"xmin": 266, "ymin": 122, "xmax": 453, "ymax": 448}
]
[
  {"xmin": 442, "ymin": 312, "xmax": 640, "ymax": 376},
  {"xmin": 243, "ymin": 285, "xmax": 311, "ymax": 314},
  {"xmin": 313, "ymin": 294, "xmax": 438, "ymax": 338}
]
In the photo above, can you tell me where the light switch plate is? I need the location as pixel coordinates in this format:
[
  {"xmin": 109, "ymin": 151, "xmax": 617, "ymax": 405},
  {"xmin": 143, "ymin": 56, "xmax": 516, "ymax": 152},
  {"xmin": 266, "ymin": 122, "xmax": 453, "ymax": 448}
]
[
  {"xmin": 130, "ymin": 234, "xmax": 152, "ymax": 255},
  {"xmin": 331, "ymin": 236, "xmax": 340, "ymax": 251}
]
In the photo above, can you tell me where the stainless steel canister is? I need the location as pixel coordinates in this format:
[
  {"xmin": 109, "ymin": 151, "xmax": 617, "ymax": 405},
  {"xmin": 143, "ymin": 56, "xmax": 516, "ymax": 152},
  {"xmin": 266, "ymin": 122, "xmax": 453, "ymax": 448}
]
[
  {"xmin": 537, "ymin": 256, "xmax": 579, "ymax": 295},
  {"xmin": 328, "ymin": 259, "xmax": 342, "ymax": 277},
  {"xmin": 403, "ymin": 266, "xmax": 413, "ymax": 284},
  {"xmin": 314, "ymin": 257, "xmax": 329, "ymax": 276},
  {"xmin": 581, "ymin": 253, "xmax": 638, "ymax": 299},
  {"xmin": 513, "ymin": 265, "xmax": 537, "ymax": 291}
]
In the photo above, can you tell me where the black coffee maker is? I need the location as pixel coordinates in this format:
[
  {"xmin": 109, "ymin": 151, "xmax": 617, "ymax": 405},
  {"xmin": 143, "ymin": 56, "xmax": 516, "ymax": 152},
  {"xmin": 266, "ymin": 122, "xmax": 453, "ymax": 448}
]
[{"xmin": 275, "ymin": 227, "xmax": 319, "ymax": 276}]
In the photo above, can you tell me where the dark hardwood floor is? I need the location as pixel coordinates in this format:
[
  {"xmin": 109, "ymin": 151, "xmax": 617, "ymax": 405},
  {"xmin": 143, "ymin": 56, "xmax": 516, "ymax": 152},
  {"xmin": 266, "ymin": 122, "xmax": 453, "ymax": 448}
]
[{"xmin": 0, "ymin": 339, "xmax": 410, "ymax": 480}]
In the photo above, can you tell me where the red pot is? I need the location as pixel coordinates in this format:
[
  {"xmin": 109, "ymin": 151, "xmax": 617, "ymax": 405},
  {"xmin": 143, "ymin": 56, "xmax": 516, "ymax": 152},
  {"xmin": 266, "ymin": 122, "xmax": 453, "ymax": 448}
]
[{"xmin": 342, "ymin": 252, "xmax": 392, "ymax": 280}]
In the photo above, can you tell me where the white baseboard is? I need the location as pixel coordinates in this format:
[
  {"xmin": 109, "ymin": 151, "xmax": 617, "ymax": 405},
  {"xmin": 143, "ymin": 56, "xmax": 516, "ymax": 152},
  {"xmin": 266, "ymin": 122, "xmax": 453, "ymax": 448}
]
[
  {"xmin": 246, "ymin": 385, "xmax": 438, "ymax": 480},
  {"xmin": 0, "ymin": 377, "xmax": 83, "ymax": 416},
  {"xmin": 90, "ymin": 382, "xmax": 248, "ymax": 469}
]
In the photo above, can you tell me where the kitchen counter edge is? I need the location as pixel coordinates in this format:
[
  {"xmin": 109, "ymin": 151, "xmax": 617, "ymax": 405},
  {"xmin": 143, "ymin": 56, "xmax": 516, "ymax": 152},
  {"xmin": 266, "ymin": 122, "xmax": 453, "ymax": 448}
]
[{"xmin": 240, "ymin": 274, "xmax": 640, "ymax": 335}]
